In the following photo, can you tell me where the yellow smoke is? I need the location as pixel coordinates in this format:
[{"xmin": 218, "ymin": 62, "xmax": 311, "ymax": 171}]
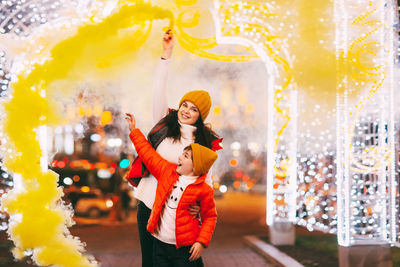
[
  {"xmin": 290, "ymin": 1, "xmax": 336, "ymax": 99},
  {"xmin": 1, "ymin": 2, "xmax": 173, "ymax": 266}
]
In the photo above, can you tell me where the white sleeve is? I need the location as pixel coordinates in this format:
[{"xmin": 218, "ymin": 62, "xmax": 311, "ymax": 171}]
[{"xmin": 152, "ymin": 59, "xmax": 171, "ymax": 124}]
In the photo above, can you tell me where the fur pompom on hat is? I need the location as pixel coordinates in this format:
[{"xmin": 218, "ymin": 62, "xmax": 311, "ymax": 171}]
[
  {"xmin": 190, "ymin": 143, "xmax": 218, "ymax": 176},
  {"xmin": 179, "ymin": 90, "xmax": 212, "ymax": 120}
]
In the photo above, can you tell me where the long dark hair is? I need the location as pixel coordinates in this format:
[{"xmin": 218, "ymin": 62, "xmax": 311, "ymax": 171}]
[{"xmin": 158, "ymin": 109, "xmax": 219, "ymax": 149}]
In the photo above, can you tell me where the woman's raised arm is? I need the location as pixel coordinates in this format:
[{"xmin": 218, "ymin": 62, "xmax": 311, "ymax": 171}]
[{"xmin": 152, "ymin": 30, "xmax": 174, "ymax": 123}]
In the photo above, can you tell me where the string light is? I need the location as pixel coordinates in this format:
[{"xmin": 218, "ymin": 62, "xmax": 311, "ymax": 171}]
[
  {"xmin": 0, "ymin": 0, "xmax": 67, "ymax": 36},
  {"xmin": 213, "ymin": 0, "xmax": 297, "ymax": 226},
  {"xmin": 335, "ymin": 0, "xmax": 398, "ymax": 246}
]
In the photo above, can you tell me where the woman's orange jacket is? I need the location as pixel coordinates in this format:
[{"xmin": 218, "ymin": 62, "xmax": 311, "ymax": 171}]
[{"xmin": 129, "ymin": 129, "xmax": 217, "ymax": 248}]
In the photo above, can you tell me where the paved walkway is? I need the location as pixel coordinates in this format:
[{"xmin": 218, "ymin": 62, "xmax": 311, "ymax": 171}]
[
  {"xmin": 88, "ymin": 247, "xmax": 276, "ymax": 267},
  {"xmin": 70, "ymin": 222, "xmax": 280, "ymax": 267},
  {"xmin": 0, "ymin": 228, "xmax": 282, "ymax": 267},
  {"xmin": 1, "ymin": 192, "xmax": 281, "ymax": 267}
]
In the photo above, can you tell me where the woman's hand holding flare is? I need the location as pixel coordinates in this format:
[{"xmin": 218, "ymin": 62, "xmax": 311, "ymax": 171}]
[
  {"xmin": 125, "ymin": 113, "xmax": 136, "ymax": 132},
  {"xmin": 162, "ymin": 29, "xmax": 174, "ymax": 59}
]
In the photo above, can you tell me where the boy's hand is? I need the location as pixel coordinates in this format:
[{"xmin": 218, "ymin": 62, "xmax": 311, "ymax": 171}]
[
  {"xmin": 189, "ymin": 242, "xmax": 203, "ymax": 261},
  {"xmin": 125, "ymin": 113, "xmax": 136, "ymax": 131}
]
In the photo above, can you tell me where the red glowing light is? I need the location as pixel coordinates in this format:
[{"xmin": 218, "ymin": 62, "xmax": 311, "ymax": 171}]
[
  {"xmin": 56, "ymin": 161, "xmax": 66, "ymax": 168},
  {"xmin": 235, "ymin": 171, "xmax": 243, "ymax": 178}
]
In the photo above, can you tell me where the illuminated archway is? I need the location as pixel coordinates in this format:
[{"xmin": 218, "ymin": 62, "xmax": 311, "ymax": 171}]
[
  {"xmin": 0, "ymin": 1, "xmax": 399, "ymax": 266},
  {"xmin": 212, "ymin": 0, "xmax": 298, "ymax": 237}
]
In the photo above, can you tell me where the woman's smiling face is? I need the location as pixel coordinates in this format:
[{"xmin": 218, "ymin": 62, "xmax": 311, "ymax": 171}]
[{"xmin": 178, "ymin": 101, "xmax": 200, "ymax": 125}]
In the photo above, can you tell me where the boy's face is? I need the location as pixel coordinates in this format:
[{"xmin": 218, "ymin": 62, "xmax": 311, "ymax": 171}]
[{"xmin": 177, "ymin": 149, "xmax": 194, "ymax": 176}]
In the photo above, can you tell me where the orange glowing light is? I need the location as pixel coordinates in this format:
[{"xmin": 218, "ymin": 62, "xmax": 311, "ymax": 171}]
[
  {"xmin": 233, "ymin": 181, "xmax": 241, "ymax": 189},
  {"xmin": 229, "ymin": 159, "xmax": 238, "ymax": 167},
  {"xmin": 242, "ymin": 174, "xmax": 250, "ymax": 182},
  {"xmin": 72, "ymin": 175, "xmax": 80, "ymax": 182},
  {"xmin": 81, "ymin": 186, "xmax": 90, "ymax": 193},
  {"xmin": 275, "ymin": 176, "xmax": 285, "ymax": 182},
  {"xmin": 213, "ymin": 182, "xmax": 220, "ymax": 189},
  {"xmin": 367, "ymin": 207, "xmax": 372, "ymax": 216},
  {"xmin": 95, "ymin": 162, "xmax": 108, "ymax": 169},
  {"xmin": 246, "ymin": 180, "xmax": 255, "ymax": 189},
  {"xmin": 273, "ymin": 183, "xmax": 279, "ymax": 189}
]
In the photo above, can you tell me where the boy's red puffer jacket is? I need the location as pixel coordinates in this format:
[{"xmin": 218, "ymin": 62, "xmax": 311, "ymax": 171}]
[{"xmin": 129, "ymin": 129, "xmax": 217, "ymax": 248}]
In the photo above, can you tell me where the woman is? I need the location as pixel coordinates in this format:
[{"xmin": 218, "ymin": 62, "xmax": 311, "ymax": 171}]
[{"xmin": 127, "ymin": 30, "xmax": 221, "ymax": 267}]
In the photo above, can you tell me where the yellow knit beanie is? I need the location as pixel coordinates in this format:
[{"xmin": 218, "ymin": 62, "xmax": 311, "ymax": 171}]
[
  {"xmin": 190, "ymin": 143, "xmax": 218, "ymax": 176},
  {"xmin": 179, "ymin": 90, "xmax": 212, "ymax": 120}
]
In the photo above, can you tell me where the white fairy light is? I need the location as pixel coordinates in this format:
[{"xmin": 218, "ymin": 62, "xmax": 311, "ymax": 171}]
[
  {"xmin": 335, "ymin": 0, "xmax": 398, "ymax": 246},
  {"xmin": 213, "ymin": 0, "xmax": 298, "ymax": 228}
]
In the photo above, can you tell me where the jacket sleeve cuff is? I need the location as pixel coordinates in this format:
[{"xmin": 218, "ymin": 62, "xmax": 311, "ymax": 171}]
[
  {"xmin": 129, "ymin": 128, "xmax": 141, "ymax": 140},
  {"xmin": 196, "ymin": 238, "xmax": 209, "ymax": 248}
]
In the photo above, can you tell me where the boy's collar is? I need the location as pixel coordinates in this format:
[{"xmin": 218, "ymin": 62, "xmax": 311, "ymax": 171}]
[
  {"xmin": 177, "ymin": 173, "xmax": 207, "ymax": 185},
  {"xmin": 175, "ymin": 165, "xmax": 207, "ymax": 184},
  {"xmin": 192, "ymin": 173, "xmax": 208, "ymax": 185},
  {"xmin": 179, "ymin": 174, "xmax": 198, "ymax": 179}
]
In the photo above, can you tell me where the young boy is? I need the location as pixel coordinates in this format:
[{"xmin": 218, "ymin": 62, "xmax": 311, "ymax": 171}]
[{"xmin": 125, "ymin": 113, "xmax": 218, "ymax": 267}]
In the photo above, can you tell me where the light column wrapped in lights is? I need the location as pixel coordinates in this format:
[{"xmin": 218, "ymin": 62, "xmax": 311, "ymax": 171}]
[
  {"xmin": 212, "ymin": 0, "xmax": 298, "ymax": 238},
  {"xmin": 335, "ymin": 0, "xmax": 398, "ymax": 246}
]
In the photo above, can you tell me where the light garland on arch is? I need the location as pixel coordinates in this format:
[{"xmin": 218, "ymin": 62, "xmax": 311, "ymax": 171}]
[
  {"xmin": 213, "ymin": 0, "xmax": 297, "ymax": 226},
  {"xmin": 335, "ymin": 0, "xmax": 398, "ymax": 246}
]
